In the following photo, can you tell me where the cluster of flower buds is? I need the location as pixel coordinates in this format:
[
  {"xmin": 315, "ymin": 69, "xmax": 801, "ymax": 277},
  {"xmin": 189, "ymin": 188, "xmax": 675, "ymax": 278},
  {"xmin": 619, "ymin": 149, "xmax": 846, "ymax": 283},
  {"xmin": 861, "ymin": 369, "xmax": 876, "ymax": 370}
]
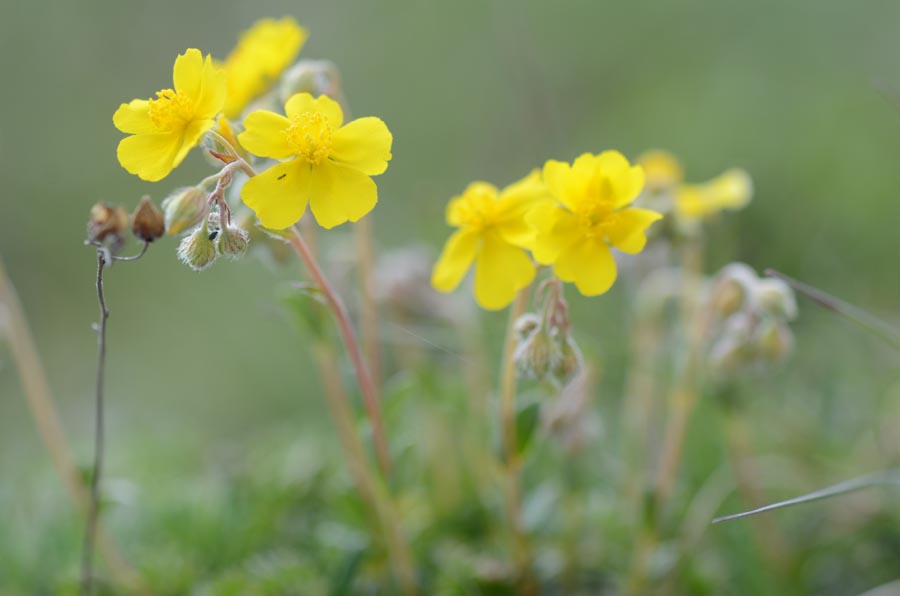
[
  {"xmin": 87, "ymin": 195, "xmax": 165, "ymax": 253},
  {"xmin": 176, "ymin": 205, "xmax": 249, "ymax": 271},
  {"xmin": 513, "ymin": 280, "xmax": 582, "ymax": 387},
  {"xmin": 705, "ymin": 263, "xmax": 798, "ymax": 376}
]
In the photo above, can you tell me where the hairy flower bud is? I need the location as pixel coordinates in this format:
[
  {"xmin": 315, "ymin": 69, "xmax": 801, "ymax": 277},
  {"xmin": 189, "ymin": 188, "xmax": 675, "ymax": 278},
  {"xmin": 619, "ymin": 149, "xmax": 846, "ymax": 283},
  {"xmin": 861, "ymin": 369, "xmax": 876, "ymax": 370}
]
[
  {"xmin": 131, "ymin": 196, "xmax": 165, "ymax": 242},
  {"xmin": 87, "ymin": 203, "xmax": 129, "ymax": 245},
  {"xmin": 162, "ymin": 187, "xmax": 208, "ymax": 236},
  {"xmin": 514, "ymin": 313, "xmax": 541, "ymax": 342},
  {"xmin": 177, "ymin": 224, "xmax": 218, "ymax": 271},
  {"xmin": 756, "ymin": 319, "xmax": 794, "ymax": 363},
  {"xmin": 755, "ymin": 279, "xmax": 798, "ymax": 320},
  {"xmin": 279, "ymin": 60, "xmax": 343, "ymax": 105},
  {"xmin": 515, "ymin": 329, "xmax": 557, "ymax": 381},
  {"xmin": 552, "ymin": 335, "xmax": 583, "ymax": 384},
  {"xmin": 217, "ymin": 225, "xmax": 249, "ymax": 259}
]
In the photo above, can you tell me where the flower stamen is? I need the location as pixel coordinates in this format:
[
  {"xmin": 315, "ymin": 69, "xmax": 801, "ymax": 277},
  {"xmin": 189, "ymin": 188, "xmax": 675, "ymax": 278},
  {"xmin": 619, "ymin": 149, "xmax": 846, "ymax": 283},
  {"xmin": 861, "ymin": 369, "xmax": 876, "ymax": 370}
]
[
  {"xmin": 148, "ymin": 89, "xmax": 195, "ymax": 131},
  {"xmin": 283, "ymin": 111, "xmax": 334, "ymax": 165}
]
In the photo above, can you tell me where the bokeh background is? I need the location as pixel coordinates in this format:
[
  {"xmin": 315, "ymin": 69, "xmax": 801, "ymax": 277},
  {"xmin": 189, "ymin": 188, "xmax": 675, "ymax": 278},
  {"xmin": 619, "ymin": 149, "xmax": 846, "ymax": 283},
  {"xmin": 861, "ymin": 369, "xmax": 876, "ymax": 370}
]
[{"xmin": 3, "ymin": 0, "xmax": 900, "ymax": 593}]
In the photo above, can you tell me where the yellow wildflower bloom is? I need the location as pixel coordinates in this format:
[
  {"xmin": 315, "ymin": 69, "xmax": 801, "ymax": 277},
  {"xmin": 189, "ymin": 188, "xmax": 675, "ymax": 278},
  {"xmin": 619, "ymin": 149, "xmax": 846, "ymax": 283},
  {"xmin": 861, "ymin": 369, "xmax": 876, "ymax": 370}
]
[
  {"xmin": 637, "ymin": 149, "xmax": 753, "ymax": 223},
  {"xmin": 238, "ymin": 93, "xmax": 392, "ymax": 230},
  {"xmin": 530, "ymin": 152, "xmax": 662, "ymax": 296},
  {"xmin": 637, "ymin": 149, "xmax": 683, "ymax": 192},
  {"xmin": 432, "ymin": 172, "xmax": 546, "ymax": 310},
  {"xmin": 222, "ymin": 17, "xmax": 307, "ymax": 119},
  {"xmin": 113, "ymin": 49, "xmax": 226, "ymax": 182},
  {"xmin": 675, "ymin": 168, "xmax": 753, "ymax": 220}
]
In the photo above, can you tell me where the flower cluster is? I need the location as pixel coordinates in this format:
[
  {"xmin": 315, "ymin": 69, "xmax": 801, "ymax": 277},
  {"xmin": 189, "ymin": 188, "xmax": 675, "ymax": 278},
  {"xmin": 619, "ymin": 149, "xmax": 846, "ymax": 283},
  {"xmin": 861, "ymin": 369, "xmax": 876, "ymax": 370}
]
[
  {"xmin": 111, "ymin": 17, "xmax": 393, "ymax": 270},
  {"xmin": 432, "ymin": 151, "xmax": 663, "ymax": 309},
  {"xmin": 705, "ymin": 263, "xmax": 798, "ymax": 376}
]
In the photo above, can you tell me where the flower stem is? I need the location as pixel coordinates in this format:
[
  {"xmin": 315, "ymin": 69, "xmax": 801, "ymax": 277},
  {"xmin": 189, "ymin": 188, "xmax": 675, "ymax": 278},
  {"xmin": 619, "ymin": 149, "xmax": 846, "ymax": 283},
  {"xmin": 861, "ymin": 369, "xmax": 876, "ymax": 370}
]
[
  {"xmin": 80, "ymin": 250, "xmax": 110, "ymax": 596},
  {"xmin": 654, "ymin": 237, "xmax": 706, "ymax": 505},
  {"xmin": 499, "ymin": 288, "xmax": 536, "ymax": 591},
  {"xmin": 312, "ymin": 342, "xmax": 417, "ymax": 594},
  {"xmin": 288, "ymin": 227, "xmax": 392, "ymax": 477},
  {"xmin": 355, "ymin": 217, "xmax": 383, "ymax": 391},
  {"xmin": 0, "ymin": 256, "xmax": 145, "ymax": 594}
]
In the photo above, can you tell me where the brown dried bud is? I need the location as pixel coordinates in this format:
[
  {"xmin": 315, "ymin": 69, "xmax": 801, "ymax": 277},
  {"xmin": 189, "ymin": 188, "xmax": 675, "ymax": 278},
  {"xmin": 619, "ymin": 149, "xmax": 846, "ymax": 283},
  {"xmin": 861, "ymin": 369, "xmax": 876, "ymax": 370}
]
[
  {"xmin": 87, "ymin": 203, "xmax": 128, "ymax": 245},
  {"xmin": 131, "ymin": 196, "xmax": 165, "ymax": 242}
]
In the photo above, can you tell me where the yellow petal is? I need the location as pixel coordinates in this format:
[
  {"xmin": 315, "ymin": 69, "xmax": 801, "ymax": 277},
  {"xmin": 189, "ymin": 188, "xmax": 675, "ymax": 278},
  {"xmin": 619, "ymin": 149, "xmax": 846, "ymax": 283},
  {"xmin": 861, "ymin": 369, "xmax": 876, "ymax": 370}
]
[
  {"xmin": 496, "ymin": 170, "xmax": 550, "ymax": 248},
  {"xmin": 432, "ymin": 229, "xmax": 479, "ymax": 292},
  {"xmin": 194, "ymin": 54, "xmax": 227, "ymax": 119},
  {"xmin": 595, "ymin": 150, "xmax": 645, "ymax": 208},
  {"xmin": 171, "ymin": 118, "xmax": 216, "ymax": 172},
  {"xmin": 238, "ymin": 110, "xmax": 293, "ymax": 159},
  {"xmin": 528, "ymin": 203, "xmax": 579, "ymax": 264},
  {"xmin": 308, "ymin": 161, "xmax": 377, "ymax": 229},
  {"xmin": 638, "ymin": 149, "xmax": 683, "ymax": 190},
  {"xmin": 474, "ymin": 232, "xmax": 535, "ymax": 310},
  {"xmin": 113, "ymin": 99, "xmax": 154, "ymax": 134},
  {"xmin": 607, "ymin": 208, "xmax": 663, "ymax": 254},
  {"xmin": 543, "ymin": 159, "xmax": 583, "ymax": 209},
  {"xmin": 447, "ymin": 182, "xmax": 498, "ymax": 226},
  {"xmin": 554, "ymin": 238, "xmax": 617, "ymax": 296},
  {"xmin": 223, "ymin": 17, "xmax": 307, "ymax": 118},
  {"xmin": 173, "ymin": 48, "xmax": 203, "ymax": 98},
  {"xmin": 241, "ymin": 160, "xmax": 311, "ymax": 229},
  {"xmin": 285, "ymin": 93, "xmax": 343, "ymax": 128},
  {"xmin": 116, "ymin": 132, "xmax": 181, "ymax": 182},
  {"xmin": 331, "ymin": 117, "xmax": 393, "ymax": 175}
]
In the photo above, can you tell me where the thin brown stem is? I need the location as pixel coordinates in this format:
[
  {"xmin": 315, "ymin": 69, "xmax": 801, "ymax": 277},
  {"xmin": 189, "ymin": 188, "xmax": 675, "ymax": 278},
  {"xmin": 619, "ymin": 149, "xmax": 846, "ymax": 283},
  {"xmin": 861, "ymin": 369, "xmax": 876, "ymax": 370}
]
[
  {"xmin": 288, "ymin": 227, "xmax": 392, "ymax": 476},
  {"xmin": 0, "ymin": 256, "xmax": 146, "ymax": 595},
  {"xmin": 80, "ymin": 250, "xmax": 109, "ymax": 596}
]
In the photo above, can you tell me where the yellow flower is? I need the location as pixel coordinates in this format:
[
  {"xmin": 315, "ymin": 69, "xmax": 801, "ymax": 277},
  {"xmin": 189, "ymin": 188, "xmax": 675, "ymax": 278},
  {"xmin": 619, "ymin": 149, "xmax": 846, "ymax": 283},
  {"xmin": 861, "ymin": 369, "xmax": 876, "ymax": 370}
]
[
  {"xmin": 637, "ymin": 149, "xmax": 753, "ymax": 223},
  {"xmin": 530, "ymin": 152, "xmax": 662, "ymax": 296},
  {"xmin": 675, "ymin": 168, "xmax": 753, "ymax": 220},
  {"xmin": 222, "ymin": 17, "xmax": 307, "ymax": 119},
  {"xmin": 637, "ymin": 150, "xmax": 683, "ymax": 192},
  {"xmin": 431, "ymin": 172, "xmax": 546, "ymax": 310},
  {"xmin": 113, "ymin": 49, "xmax": 226, "ymax": 182},
  {"xmin": 238, "ymin": 93, "xmax": 392, "ymax": 230}
]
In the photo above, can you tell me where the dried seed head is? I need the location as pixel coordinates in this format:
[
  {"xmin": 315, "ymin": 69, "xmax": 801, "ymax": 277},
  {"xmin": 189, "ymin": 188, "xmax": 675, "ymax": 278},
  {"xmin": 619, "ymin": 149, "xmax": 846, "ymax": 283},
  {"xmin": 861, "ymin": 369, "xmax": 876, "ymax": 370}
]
[
  {"xmin": 217, "ymin": 225, "xmax": 249, "ymax": 259},
  {"xmin": 162, "ymin": 187, "xmax": 209, "ymax": 236},
  {"xmin": 177, "ymin": 224, "xmax": 218, "ymax": 271},
  {"xmin": 87, "ymin": 203, "xmax": 129, "ymax": 246},
  {"xmin": 131, "ymin": 195, "xmax": 165, "ymax": 242}
]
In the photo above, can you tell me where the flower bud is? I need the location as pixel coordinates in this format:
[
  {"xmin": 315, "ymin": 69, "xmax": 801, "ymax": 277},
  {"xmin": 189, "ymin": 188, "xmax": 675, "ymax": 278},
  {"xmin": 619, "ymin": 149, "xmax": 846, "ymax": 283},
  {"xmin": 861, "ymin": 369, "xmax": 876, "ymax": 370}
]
[
  {"xmin": 514, "ymin": 313, "xmax": 541, "ymax": 342},
  {"xmin": 162, "ymin": 187, "xmax": 208, "ymax": 236},
  {"xmin": 756, "ymin": 319, "xmax": 794, "ymax": 363},
  {"xmin": 217, "ymin": 225, "xmax": 249, "ymax": 259},
  {"xmin": 177, "ymin": 224, "xmax": 218, "ymax": 271},
  {"xmin": 515, "ymin": 329, "xmax": 557, "ymax": 381},
  {"xmin": 87, "ymin": 203, "xmax": 128, "ymax": 245},
  {"xmin": 552, "ymin": 335, "xmax": 582, "ymax": 384},
  {"xmin": 755, "ymin": 279, "xmax": 798, "ymax": 321},
  {"xmin": 279, "ymin": 60, "xmax": 343, "ymax": 105},
  {"xmin": 131, "ymin": 196, "xmax": 165, "ymax": 242}
]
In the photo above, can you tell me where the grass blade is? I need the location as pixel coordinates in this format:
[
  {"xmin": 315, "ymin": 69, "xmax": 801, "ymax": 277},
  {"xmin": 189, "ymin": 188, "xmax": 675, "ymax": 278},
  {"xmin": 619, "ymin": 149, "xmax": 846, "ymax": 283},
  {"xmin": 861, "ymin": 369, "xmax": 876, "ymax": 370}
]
[
  {"xmin": 713, "ymin": 469, "xmax": 900, "ymax": 524},
  {"xmin": 765, "ymin": 269, "xmax": 900, "ymax": 351}
]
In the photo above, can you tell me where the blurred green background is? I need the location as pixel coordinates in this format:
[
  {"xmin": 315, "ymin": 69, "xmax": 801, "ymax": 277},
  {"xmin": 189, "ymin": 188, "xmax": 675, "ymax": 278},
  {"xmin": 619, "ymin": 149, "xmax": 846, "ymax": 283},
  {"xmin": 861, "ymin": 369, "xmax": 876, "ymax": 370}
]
[{"xmin": 3, "ymin": 0, "xmax": 900, "ymax": 593}]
